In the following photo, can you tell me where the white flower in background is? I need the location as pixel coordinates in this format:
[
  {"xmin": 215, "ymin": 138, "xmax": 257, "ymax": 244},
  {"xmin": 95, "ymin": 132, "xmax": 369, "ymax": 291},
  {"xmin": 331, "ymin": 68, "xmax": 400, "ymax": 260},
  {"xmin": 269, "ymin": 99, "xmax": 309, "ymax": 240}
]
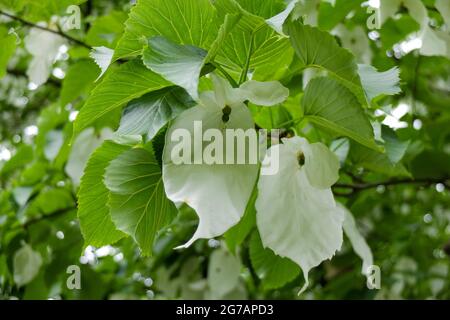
[
  {"xmin": 163, "ymin": 74, "xmax": 289, "ymax": 248},
  {"xmin": 25, "ymin": 26, "xmax": 66, "ymax": 87},
  {"xmin": 256, "ymin": 136, "xmax": 343, "ymax": 294}
]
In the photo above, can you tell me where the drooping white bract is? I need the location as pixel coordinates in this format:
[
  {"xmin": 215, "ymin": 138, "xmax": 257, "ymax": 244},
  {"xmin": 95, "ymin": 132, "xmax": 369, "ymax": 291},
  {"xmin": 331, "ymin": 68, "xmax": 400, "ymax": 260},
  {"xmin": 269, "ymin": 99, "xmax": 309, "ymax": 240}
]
[
  {"xmin": 256, "ymin": 136, "xmax": 343, "ymax": 294},
  {"xmin": 25, "ymin": 27, "xmax": 66, "ymax": 87},
  {"xmin": 340, "ymin": 203, "xmax": 373, "ymax": 276},
  {"xmin": 163, "ymin": 74, "xmax": 289, "ymax": 248}
]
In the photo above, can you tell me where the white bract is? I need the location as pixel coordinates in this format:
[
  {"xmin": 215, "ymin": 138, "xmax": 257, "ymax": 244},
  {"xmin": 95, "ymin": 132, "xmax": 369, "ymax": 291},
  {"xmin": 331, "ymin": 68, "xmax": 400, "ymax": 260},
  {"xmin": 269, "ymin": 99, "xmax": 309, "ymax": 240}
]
[
  {"xmin": 340, "ymin": 203, "xmax": 374, "ymax": 276},
  {"xmin": 163, "ymin": 74, "xmax": 288, "ymax": 248},
  {"xmin": 25, "ymin": 26, "xmax": 66, "ymax": 87},
  {"xmin": 256, "ymin": 136, "xmax": 343, "ymax": 294},
  {"xmin": 90, "ymin": 46, "xmax": 114, "ymax": 81}
]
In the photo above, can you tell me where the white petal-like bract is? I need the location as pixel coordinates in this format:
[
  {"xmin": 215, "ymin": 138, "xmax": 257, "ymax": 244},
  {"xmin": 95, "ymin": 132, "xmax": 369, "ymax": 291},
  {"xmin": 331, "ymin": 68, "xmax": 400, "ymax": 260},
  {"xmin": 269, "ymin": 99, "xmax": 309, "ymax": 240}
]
[{"xmin": 256, "ymin": 136, "xmax": 344, "ymax": 293}]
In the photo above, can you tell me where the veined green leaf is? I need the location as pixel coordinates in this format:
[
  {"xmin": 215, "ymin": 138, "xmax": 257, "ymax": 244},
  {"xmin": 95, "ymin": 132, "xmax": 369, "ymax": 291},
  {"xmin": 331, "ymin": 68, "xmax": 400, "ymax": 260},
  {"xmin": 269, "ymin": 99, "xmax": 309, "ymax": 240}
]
[
  {"xmin": 105, "ymin": 148, "xmax": 177, "ymax": 256},
  {"xmin": 350, "ymin": 142, "xmax": 411, "ymax": 177},
  {"xmin": 78, "ymin": 141, "xmax": 130, "ymax": 248},
  {"xmin": 60, "ymin": 59, "xmax": 99, "ymax": 106},
  {"xmin": 358, "ymin": 64, "xmax": 401, "ymax": 101},
  {"xmin": 225, "ymin": 183, "xmax": 257, "ymax": 253},
  {"xmin": 0, "ymin": 26, "xmax": 16, "ymax": 79},
  {"xmin": 213, "ymin": 0, "xmax": 293, "ymax": 80},
  {"xmin": 249, "ymin": 231, "xmax": 300, "ymax": 290},
  {"xmin": 142, "ymin": 36, "xmax": 207, "ymax": 100},
  {"xmin": 287, "ymin": 21, "xmax": 367, "ymax": 105},
  {"xmin": 114, "ymin": 0, "xmax": 219, "ymax": 59},
  {"xmin": 303, "ymin": 77, "xmax": 379, "ymax": 151},
  {"xmin": 73, "ymin": 59, "xmax": 171, "ymax": 137},
  {"xmin": 117, "ymin": 87, "xmax": 195, "ymax": 140}
]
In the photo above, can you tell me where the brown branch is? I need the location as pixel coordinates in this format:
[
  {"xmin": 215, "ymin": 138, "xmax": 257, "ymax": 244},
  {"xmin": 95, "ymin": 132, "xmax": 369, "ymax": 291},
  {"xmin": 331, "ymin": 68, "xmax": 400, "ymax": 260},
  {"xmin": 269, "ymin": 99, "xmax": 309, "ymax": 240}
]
[
  {"xmin": 333, "ymin": 176, "xmax": 449, "ymax": 196},
  {"xmin": 23, "ymin": 206, "xmax": 76, "ymax": 229},
  {"xmin": 0, "ymin": 10, "xmax": 91, "ymax": 49}
]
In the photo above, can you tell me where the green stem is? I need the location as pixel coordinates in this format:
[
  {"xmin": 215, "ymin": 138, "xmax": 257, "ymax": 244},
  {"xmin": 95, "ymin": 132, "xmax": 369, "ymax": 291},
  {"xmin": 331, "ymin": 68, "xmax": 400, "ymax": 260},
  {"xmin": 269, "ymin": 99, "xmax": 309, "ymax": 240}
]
[
  {"xmin": 239, "ymin": 33, "xmax": 255, "ymax": 85},
  {"xmin": 211, "ymin": 62, "xmax": 239, "ymax": 88}
]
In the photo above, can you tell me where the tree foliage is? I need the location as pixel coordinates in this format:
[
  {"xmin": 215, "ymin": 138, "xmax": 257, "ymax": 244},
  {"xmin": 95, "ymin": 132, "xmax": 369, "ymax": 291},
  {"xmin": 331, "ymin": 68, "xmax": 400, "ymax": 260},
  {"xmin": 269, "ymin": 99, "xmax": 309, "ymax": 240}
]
[{"xmin": 0, "ymin": 0, "xmax": 449, "ymax": 300}]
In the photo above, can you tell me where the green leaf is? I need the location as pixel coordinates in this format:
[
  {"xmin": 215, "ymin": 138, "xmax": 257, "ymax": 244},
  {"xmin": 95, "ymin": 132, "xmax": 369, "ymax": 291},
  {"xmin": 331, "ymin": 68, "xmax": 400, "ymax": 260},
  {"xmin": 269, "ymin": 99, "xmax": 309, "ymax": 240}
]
[
  {"xmin": 78, "ymin": 141, "xmax": 130, "ymax": 248},
  {"xmin": 350, "ymin": 143, "xmax": 411, "ymax": 177},
  {"xmin": 358, "ymin": 64, "xmax": 401, "ymax": 102},
  {"xmin": 117, "ymin": 87, "xmax": 194, "ymax": 140},
  {"xmin": 303, "ymin": 77, "xmax": 379, "ymax": 151},
  {"xmin": 13, "ymin": 244, "xmax": 42, "ymax": 287},
  {"xmin": 213, "ymin": 0, "xmax": 293, "ymax": 80},
  {"xmin": 25, "ymin": 187, "xmax": 74, "ymax": 216},
  {"xmin": 410, "ymin": 150, "xmax": 450, "ymax": 180},
  {"xmin": 90, "ymin": 46, "xmax": 114, "ymax": 81},
  {"xmin": 114, "ymin": 0, "xmax": 219, "ymax": 59},
  {"xmin": 73, "ymin": 59, "xmax": 171, "ymax": 137},
  {"xmin": 318, "ymin": 0, "xmax": 364, "ymax": 31},
  {"xmin": 0, "ymin": 145, "xmax": 34, "ymax": 176},
  {"xmin": 436, "ymin": 0, "xmax": 450, "ymax": 27},
  {"xmin": 60, "ymin": 59, "xmax": 99, "ymax": 107},
  {"xmin": 142, "ymin": 36, "xmax": 207, "ymax": 100},
  {"xmin": 249, "ymin": 231, "xmax": 300, "ymax": 290},
  {"xmin": 104, "ymin": 148, "xmax": 177, "ymax": 256},
  {"xmin": 286, "ymin": 21, "xmax": 367, "ymax": 105},
  {"xmin": 225, "ymin": 184, "xmax": 257, "ymax": 253},
  {"xmin": 381, "ymin": 125, "xmax": 410, "ymax": 164},
  {"xmin": 0, "ymin": 26, "xmax": 16, "ymax": 79},
  {"xmin": 85, "ymin": 10, "xmax": 128, "ymax": 47}
]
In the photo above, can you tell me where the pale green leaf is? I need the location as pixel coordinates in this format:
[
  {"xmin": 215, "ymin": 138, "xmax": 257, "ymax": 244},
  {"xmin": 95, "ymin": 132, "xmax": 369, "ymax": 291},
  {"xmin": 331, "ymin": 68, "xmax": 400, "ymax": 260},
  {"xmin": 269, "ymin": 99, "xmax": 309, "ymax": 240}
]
[
  {"xmin": 13, "ymin": 244, "xmax": 42, "ymax": 287},
  {"xmin": 66, "ymin": 128, "xmax": 113, "ymax": 186},
  {"xmin": 286, "ymin": 21, "xmax": 367, "ymax": 105},
  {"xmin": 142, "ymin": 36, "xmax": 207, "ymax": 100},
  {"xmin": 382, "ymin": 125, "xmax": 410, "ymax": 164},
  {"xmin": 117, "ymin": 87, "xmax": 195, "ymax": 140},
  {"xmin": 436, "ymin": 0, "xmax": 450, "ymax": 27},
  {"xmin": 114, "ymin": 0, "xmax": 219, "ymax": 59},
  {"xmin": 60, "ymin": 59, "xmax": 99, "ymax": 106},
  {"xmin": 105, "ymin": 148, "xmax": 177, "ymax": 256},
  {"xmin": 78, "ymin": 141, "xmax": 129, "ymax": 248},
  {"xmin": 44, "ymin": 130, "xmax": 64, "ymax": 161},
  {"xmin": 73, "ymin": 59, "xmax": 171, "ymax": 137},
  {"xmin": 303, "ymin": 77, "xmax": 379, "ymax": 151},
  {"xmin": 213, "ymin": 0, "xmax": 293, "ymax": 79},
  {"xmin": 358, "ymin": 64, "xmax": 401, "ymax": 101}
]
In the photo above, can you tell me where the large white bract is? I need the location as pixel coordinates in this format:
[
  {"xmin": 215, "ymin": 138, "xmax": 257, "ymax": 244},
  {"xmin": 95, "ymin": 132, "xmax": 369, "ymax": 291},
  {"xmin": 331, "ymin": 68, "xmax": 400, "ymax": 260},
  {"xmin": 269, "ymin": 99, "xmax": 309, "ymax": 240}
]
[
  {"xmin": 256, "ymin": 136, "xmax": 344, "ymax": 293},
  {"xmin": 163, "ymin": 74, "xmax": 289, "ymax": 248}
]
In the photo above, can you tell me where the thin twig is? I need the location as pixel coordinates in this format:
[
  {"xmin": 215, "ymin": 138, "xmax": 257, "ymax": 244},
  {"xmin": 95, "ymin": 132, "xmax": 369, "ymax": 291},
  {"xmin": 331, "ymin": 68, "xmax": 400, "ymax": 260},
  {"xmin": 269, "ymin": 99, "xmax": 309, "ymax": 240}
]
[
  {"xmin": 333, "ymin": 177, "xmax": 449, "ymax": 195},
  {"xmin": 0, "ymin": 10, "xmax": 91, "ymax": 49},
  {"xmin": 23, "ymin": 207, "xmax": 76, "ymax": 229}
]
